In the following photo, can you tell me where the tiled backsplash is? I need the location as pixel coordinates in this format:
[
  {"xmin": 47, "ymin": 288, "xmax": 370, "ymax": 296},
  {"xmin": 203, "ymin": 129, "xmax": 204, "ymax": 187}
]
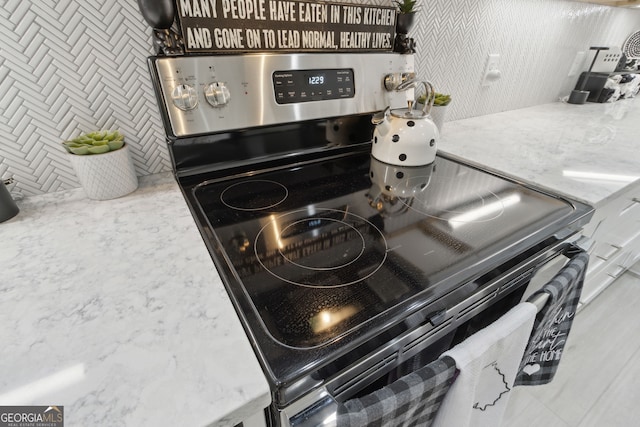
[
  {"xmin": 413, "ymin": 0, "xmax": 640, "ymax": 120},
  {"xmin": 1, "ymin": 0, "xmax": 639, "ymax": 196},
  {"xmin": 0, "ymin": 0, "xmax": 169, "ymax": 196}
]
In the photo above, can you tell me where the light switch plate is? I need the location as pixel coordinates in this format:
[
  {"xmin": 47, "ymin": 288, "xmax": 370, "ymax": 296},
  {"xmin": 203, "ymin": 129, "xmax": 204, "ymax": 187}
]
[{"xmin": 482, "ymin": 54, "xmax": 501, "ymax": 86}]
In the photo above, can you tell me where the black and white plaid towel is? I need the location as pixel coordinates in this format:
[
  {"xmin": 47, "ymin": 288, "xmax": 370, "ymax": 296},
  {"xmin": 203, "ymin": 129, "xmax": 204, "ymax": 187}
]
[
  {"xmin": 514, "ymin": 250, "xmax": 589, "ymax": 386},
  {"xmin": 336, "ymin": 356, "xmax": 457, "ymax": 427}
]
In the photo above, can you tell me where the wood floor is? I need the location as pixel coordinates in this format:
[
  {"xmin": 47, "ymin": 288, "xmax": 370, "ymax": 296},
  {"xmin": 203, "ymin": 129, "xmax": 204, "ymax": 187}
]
[{"xmin": 504, "ymin": 263, "xmax": 640, "ymax": 426}]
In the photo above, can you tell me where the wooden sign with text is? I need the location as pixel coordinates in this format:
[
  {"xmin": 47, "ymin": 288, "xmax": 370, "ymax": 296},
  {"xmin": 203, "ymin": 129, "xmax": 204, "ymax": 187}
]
[{"xmin": 175, "ymin": 0, "xmax": 396, "ymax": 53}]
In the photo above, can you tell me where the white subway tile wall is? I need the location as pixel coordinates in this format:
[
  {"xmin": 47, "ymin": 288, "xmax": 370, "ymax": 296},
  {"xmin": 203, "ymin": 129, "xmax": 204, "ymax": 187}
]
[
  {"xmin": 412, "ymin": 0, "xmax": 640, "ymax": 121},
  {"xmin": 0, "ymin": 0, "xmax": 638, "ymax": 195},
  {"xmin": 0, "ymin": 0, "xmax": 168, "ymax": 196}
]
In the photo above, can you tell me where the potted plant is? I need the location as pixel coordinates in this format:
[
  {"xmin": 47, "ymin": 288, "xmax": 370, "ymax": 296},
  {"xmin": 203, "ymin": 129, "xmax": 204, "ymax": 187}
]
[
  {"xmin": 418, "ymin": 92, "xmax": 452, "ymax": 132},
  {"xmin": 61, "ymin": 130, "xmax": 138, "ymax": 200},
  {"xmin": 395, "ymin": 0, "xmax": 419, "ymax": 34}
]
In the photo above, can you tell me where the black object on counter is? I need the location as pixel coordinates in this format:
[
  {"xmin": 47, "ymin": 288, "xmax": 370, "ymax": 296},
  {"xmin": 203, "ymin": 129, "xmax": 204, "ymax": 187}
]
[
  {"xmin": 574, "ymin": 72, "xmax": 608, "ymax": 102},
  {"xmin": 569, "ymin": 46, "xmax": 610, "ymax": 105},
  {"xmin": 598, "ymin": 88, "xmax": 616, "ymax": 103},
  {"xmin": 0, "ymin": 180, "xmax": 19, "ymax": 223}
]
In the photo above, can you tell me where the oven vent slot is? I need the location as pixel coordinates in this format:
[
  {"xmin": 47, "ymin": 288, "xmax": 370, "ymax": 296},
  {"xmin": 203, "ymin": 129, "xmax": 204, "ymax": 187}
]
[
  {"xmin": 333, "ymin": 353, "xmax": 397, "ymax": 397},
  {"xmin": 401, "ymin": 319, "xmax": 453, "ymax": 357},
  {"xmin": 456, "ymin": 291, "xmax": 497, "ymax": 321}
]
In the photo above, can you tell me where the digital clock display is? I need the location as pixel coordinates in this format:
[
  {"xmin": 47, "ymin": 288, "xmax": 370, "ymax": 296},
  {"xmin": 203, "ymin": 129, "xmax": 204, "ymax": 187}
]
[
  {"xmin": 273, "ymin": 69, "xmax": 355, "ymax": 104},
  {"xmin": 308, "ymin": 75, "xmax": 325, "ymax": 85}
]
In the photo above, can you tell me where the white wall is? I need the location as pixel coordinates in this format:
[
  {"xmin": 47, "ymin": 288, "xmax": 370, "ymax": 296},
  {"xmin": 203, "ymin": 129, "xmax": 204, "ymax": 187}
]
[
  {"xmin": 412, "ymin": 0, "xmax": 640, "ymax": 120},
  {"xmin": 0, "ymin": 0, "xmax": 639, "ymax": 196}
]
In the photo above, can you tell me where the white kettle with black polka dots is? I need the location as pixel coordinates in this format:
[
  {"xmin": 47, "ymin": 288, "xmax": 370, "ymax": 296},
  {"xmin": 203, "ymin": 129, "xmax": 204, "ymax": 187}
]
[{"xmin": 371, "ymin": 80, "xmax": 439, "ymax": 167}]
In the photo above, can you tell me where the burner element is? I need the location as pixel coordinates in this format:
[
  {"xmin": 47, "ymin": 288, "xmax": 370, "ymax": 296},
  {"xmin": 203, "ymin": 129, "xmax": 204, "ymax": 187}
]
[
  {"xmin": 254, "ymin": 209, "xmax": 387, "ymax": 288},
  {"xmin": 400, "ymin": 176, "xmax": 506, "ymax": 223},
  {"xmin": 279, "ymin": 218, "xmax": 366, "ymax": 270},
  {"xmin": 220, "ymin": 180, "xmax": 288, "ymax": 211}
]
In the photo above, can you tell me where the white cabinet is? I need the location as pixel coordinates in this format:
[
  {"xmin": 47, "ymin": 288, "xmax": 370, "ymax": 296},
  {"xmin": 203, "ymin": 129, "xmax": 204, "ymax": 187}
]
[{"xmin": 581, "ymin": 180, "xmax": 640, "ymax": 306}]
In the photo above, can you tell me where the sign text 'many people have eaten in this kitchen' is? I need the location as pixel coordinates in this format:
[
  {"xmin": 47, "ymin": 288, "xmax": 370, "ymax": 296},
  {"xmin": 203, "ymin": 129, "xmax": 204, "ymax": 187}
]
[{"xmin": 176, "ymin": 0, "xmax": 396, "ymax": 52}]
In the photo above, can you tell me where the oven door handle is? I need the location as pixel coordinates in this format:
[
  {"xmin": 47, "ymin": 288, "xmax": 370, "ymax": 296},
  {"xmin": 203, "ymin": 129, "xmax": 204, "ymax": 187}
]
[
  {"xmin": 563, "ymin": 235, "xmax": 594, "ymax": 257},
  {"xmin": 528, "ymin": 235, "xmax": 592, "ymax": 312},
  {"xmin": 287, "ymin": 391, "xmax": 339, "ymax": 427}
]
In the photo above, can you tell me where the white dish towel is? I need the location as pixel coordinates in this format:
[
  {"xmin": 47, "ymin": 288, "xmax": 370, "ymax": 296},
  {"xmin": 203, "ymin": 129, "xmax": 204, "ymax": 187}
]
[{"xmin": 432, "ymin": 302, "xmax": 536, "ymax": 427}]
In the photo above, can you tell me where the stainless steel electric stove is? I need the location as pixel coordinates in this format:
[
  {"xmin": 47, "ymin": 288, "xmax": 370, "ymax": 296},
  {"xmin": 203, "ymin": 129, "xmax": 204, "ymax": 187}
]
[{"xmin": 147, "ymin": 53, "xmax": 593, "ymax": 426}]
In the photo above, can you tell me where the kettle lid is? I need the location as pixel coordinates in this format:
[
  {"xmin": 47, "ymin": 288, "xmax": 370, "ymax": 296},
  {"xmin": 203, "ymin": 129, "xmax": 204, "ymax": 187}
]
[{"xmin": 390, "ymin": 108, "xmax": 428, "ymax": 119}]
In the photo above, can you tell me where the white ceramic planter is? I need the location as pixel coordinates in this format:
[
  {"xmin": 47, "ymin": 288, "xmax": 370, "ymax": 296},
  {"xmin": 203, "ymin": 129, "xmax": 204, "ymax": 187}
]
[
  {"xmin": 429, "ymin": 105, "xmax": 449, "ymax": 133},
  {"xmin": 68, "ymin": 144, "xmax": 138, "ymax": 200}
]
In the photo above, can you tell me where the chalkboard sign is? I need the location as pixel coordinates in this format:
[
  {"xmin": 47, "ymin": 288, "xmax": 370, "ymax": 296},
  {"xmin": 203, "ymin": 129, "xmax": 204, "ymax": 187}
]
[{"xmin": 175, "ymin": 0, "xmax": 396, "ymax": 53}]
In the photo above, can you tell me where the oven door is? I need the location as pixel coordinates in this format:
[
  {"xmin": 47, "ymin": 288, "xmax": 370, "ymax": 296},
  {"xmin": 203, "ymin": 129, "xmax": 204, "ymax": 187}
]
[{"xmin": 278, "ymin": 237, "xmax": 593, "ymax": 427}]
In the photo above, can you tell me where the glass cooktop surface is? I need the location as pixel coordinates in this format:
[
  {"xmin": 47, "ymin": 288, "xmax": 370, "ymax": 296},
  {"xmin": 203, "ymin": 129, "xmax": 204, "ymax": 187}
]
[{"xmin": 193, "ymin": 152, "xmax": 575, "ymax": 349}]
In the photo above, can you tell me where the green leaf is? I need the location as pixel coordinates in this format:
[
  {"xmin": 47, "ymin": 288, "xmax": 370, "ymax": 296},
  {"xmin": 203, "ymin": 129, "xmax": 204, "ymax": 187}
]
[
  {"xmin": 108, "ymin": 140, "xmax": 124, "ymax": 151},
  {"xmin": 69, "ymin": 145, "xmax": 91, "ymax": 155},
  {"xmin": 87, "ymin": 144, "xmax": 110, "ymax": 154},
  {"xmin": 395, "ymin": 0, "xmax": 418, "ymax": 13}
]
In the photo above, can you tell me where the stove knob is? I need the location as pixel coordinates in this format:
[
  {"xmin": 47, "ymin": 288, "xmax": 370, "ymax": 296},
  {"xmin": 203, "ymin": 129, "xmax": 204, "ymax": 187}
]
[
  {"xmin": 204, "ymin": 82, "xmax": 231, "ymax": 107},
  {"xmin": 171, "ymin": 84, "xmax": 198, "ymax": 110}
]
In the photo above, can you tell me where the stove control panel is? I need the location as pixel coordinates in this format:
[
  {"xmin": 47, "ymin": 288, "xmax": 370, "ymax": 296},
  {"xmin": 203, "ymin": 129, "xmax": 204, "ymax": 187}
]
[
  {"xmin": 272, "ymin": 69, "xmax": 355, "ymax": 104},
  {"xmin": 151, "ymin": 53, "xmax": 414, "ymax": 137}
]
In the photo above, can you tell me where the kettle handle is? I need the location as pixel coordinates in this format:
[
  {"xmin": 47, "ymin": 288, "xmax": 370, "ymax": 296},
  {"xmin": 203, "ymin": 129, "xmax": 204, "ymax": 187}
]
[
  {"xmin": 372, "ymin": 106, "xmax": 390, "ymax": 125},
  {"xmin": 421, "ymin": 81, "xmax": 436, "ymax": 116},
  {"xmin": 395, "ymin": 79, "xmax": 436, "ymax": 116}
]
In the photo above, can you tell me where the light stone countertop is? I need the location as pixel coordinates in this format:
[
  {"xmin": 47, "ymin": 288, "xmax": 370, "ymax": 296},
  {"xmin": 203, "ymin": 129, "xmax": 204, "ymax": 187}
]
[
  {"xmin": 438, "ymin": 98, "xmax": 640, "ymax": 207},
  {"xmin": 0, "ymin": 173, "xmax": 271, "ymax": 427}
]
